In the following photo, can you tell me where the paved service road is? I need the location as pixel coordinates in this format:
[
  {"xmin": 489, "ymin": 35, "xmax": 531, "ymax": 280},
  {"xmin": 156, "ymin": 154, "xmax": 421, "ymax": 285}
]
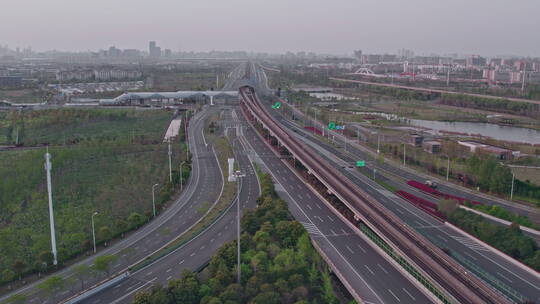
[{"xmin": 239, "ymin": 110, "xmax": 435, "ymax": 304}]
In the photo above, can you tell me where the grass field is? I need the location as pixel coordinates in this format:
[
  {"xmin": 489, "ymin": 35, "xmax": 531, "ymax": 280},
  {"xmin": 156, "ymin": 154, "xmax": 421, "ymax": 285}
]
[
  {"xmin": 511, "ymin": 167, "xmax": 540, "ymax": 186},
  {"xmin": 0, "ymin": 108, "xmax": 188, "ymax": 283}
]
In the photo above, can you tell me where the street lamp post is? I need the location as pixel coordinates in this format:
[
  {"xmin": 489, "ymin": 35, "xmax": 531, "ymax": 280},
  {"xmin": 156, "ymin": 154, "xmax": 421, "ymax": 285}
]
[
  {"xmin": 168, "ymin": 140, "xmax": 172, "ymax": 183},
  {"xmin": 92, "ymin": 212, "xmax": 98, "ymax": 253},
  {"xmin": 180, "ymin": 162, "xmax": 186, "ymax": 191},
  {"xmin": 403, "ymin": 143, "xmax": 406, "ymax": 166},
  {"xmin": 510, "ymin": 173, "xmax": 515, "ymax": 201},
  {"xmin": 377, "ymin": 134, "xmax": 380, "ymax": 154},
  {"xmin": 446, "ymin": 155, "xmax": 450, "ymax": 181},
  {"xmin": 233, "ymin": 170, "xmax": 246, "ymax": 284},
  {"xmin": 152, "ymin": 183, "xmax": 159, "ymax": 217}
]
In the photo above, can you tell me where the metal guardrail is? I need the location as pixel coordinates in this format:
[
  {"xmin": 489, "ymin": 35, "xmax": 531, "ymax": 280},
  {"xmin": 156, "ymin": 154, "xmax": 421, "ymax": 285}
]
[{"xmin": 62, "ymin": 272, "xmax": 129, "ymax": 304}]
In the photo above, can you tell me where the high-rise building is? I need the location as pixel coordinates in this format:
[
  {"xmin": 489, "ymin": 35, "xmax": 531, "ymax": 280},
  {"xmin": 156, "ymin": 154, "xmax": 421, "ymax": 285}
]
[{"xmin": 149, "ymin": 41, "xmax": 161, "ymax": 58}]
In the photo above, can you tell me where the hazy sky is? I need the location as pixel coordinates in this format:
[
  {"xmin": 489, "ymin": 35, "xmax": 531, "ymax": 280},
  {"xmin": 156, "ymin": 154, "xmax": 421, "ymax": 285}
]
[{"xmin": 2, "ymin": 0, "xmax": 539, "ymax": 56}]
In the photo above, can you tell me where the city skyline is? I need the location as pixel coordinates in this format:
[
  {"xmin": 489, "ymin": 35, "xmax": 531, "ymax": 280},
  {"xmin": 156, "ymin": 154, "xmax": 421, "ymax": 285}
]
[{"xmin": 1, "ymin": 0, "xmax": 539, "ymax": 57}]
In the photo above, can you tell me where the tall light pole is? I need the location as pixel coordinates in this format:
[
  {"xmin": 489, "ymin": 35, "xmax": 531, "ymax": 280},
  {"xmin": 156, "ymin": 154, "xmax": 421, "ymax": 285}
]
[
  {"xmin": 179, "ymin": 161, "xmax": 186, "ymax": 191},
  {"xmin": 403, "ymin": 143, "xmax": 406, "ymax": 166},
  {"xmin": 152, "ymin": 183, "xmax": 159, "ymax": 217},
  {"xmin": 92, "ymin": 212, "xmax": 98, "ymax": 253},
  {"xmin": 44, "ymin": 149, "xmax": 58, "ymax": 265},
  {"xmin": 233, "ymin": 169, "xmax": 245, "ymax": 284},
  {"xmin": 377, "ymin": 134, "xmax": 380, "ymax": 154},
  {"xmin": 446, "ymin": 155, "xmax": 450, "ymax": 181},
  {"xmin": 168, "ymin": 140, "xmax": 172, "ymax": 183},
  {"xmin": 510, "ymin": 173, "xmax": 515, "ymax": 201}
]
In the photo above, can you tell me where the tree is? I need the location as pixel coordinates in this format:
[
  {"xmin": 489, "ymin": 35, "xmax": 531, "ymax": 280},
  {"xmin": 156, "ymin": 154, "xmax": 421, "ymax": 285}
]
[
  {"xmin": 321, "ymin": 271, "xmax": 338, "ymax": 304},
  {"xmin": 93, "ymin": 255, "xmax": 117, "ymax": 276},
  {"xmin": 39, "ymin": 251, "xmax": 54, "ymax": 269},
  {"xmin": 1, "ymin": 269, "xmax": 15, "ymax": 285},
  {"xmin": 98, "ymin": 226, "xmax": 112, "ymax": 246},
  {"xmin": 12, "ymin": 260, "xmax": 25, "ymax": 280},
  {"xmin": 168, "ymin": 270, "xmax": 201, "ymax": 304},
  {"xmin": 438, "ymin": 199, "xmax": 459, "ymax": 217},
  {"xmin": 38, "ymin": 275, "xmax": 64, "ymax": 298},
  {"xmin": 128, "ymin": 212, "xmax": 144, "ymax": 228},
  {"xmin": 73, "ymin": 264, "xmax": 91, "ymax": 290}
]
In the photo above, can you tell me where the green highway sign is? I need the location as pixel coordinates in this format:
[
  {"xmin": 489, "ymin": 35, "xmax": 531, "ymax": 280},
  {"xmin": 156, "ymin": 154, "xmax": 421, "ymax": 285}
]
[
  {"xmin": 328, "ymin": 122, "xmax": 336, "ymax": 130},
  {"xmin": 356, "ymin": 160, "xmax": 365, "ymax": 167},
  {"xmin": 272, "ymin": 102, "xmax": 281, "ymax": 109}
]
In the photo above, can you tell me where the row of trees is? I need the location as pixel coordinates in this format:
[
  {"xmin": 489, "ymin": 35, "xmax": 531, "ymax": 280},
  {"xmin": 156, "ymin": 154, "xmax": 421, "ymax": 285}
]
[
  {"xmin": 439, "ymin": 200, "xmax": 540, "ymax": 271},
  {"xmin": 3, "ymin": 254, "xmax": 120, "ymax": 303},
  {"xmin": 440, "ymin": 93, "xmax": 540, "ymax": 119},
  {"xmin": 132, "ymin": 173, "xmax": 345, "ymax": 304}
]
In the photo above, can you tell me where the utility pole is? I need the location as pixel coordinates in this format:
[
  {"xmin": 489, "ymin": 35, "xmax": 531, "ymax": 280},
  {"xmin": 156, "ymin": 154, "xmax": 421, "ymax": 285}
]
[
  {"xmin": 92, "ymin": 212, "xmax": 98, "ymax": 253},
  {"xmin": 232, "ymin": 169, "xmax": 245, "ymax": 284},
  {"xmin": 521, "ymin": 70, "xmax": 526, "ymax": 93},
  {"xmin": 446, "ymin": 65, "xmax": 450, "ymax": 87},
  {"xmin": 44, "ymin": 149, "xmax": 58, "ymax": 265},
  {"xmin": 510, "ymin": 173, "xmax": 515, "ymax": 201},
  {"xmin": 180, "ymin": 162, "xmax": 186, "ymax": 191},
  {"xmin": 377, "ymin": 134, "xmax": 380, "ymax": 154},
  {"xmin": 446, "ymin": 155, "xmax": 450, "ymax": 181},
  {"xmin": 152, "ymin": 183, "xmax": 159, "ymax": 217},
  {"xmin": 403, "ymin": 144, "xmax": 406, "ymax": 166},
  {"xmin": 168, "ymin": 140, "xmax": 172, "ymax": 183}
]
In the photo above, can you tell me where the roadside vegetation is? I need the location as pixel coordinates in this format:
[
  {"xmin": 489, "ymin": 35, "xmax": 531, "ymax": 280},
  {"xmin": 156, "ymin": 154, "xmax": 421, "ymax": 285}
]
[
  {"xmin": 439, "ymin": 200, "xmax": 540, "ymax": 271},
  {"xmin": 0, "ymin": 108, "xmax": 190, "ymax": 288},
  {"xmin": 132, "ymin": 173, "xmax": 347, "ymax": 304}
]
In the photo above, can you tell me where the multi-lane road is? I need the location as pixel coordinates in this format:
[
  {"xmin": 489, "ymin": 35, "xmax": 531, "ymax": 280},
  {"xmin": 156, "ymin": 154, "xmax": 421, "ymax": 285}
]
[
  {"xmin": 260, "ymin": 85, "xmax": 540, "ymax": 303},
  {"xmin": 78, "ymin": 108, "xmax": 260, "ymax": 304},
  {"xmin": 1, "ymin": 107, "xmax": 223, "ymax": 304},
  {"xmin": 238, "ymin": 109, "xmax": 435, "ymax": 303}
]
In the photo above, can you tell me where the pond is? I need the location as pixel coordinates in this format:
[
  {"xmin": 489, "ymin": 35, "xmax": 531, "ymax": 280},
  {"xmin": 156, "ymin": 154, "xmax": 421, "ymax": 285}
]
[{"xmin": 352, "ymin": 111, "xmax": 540, "ymax": 144}]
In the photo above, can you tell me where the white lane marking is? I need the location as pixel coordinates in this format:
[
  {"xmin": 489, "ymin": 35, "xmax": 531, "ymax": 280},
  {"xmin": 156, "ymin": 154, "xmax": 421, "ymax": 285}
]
[
  {"xmin": 341, "ymin": 228, "xmax": 347, "ymax": 234},
  {"xmin": 437, "ymin": 235, "xmax": 449, "ymax": 243},
  {"xmin": 356, "ymin": 244, "xmax": 367, "ymax": 253},
  {"xmin": 300, "ymin": 222, "xmax": 323, "ymax": 236},
  {"xmin": 210, "ymin": 238, "xmax": 215, "ymax": 243},
  {"xmin": 388, "ymin": 289, "xmax": 401, "ymax": 302},
  {"xmin": 330, "ymin": 229, "xmax": 337, "ymax": 236},
  {"xmin": 364, "ymin": 265, "xmax": 375, "ymax": 275},
  {"xmin": 167, "ymin": 276, "xmax": 172, "ymax": 281},
  {"xmin": 315, "ymin": 203, "xmax": 322, "ymax": 209},
  {"xmin": 179, "ymin": 259, "xmax": 184, "ymax": 265},
  {"xmin": 166, "ymin": 268, "xmax": 172, "ymax": 273},
  {"xmin": 146, "ymin": 271, "xmax": 152, "ymax": 276},
  {"xmin": 306, "ymin": 204, "xmax": 312, "ymax": 210},
  {"xmin": 377, "ymin": 263, "xmax": 389, "ymax": 274},
  {"xmin": 497, "ymin": 272, "xmax": 513, "ymax": 283},
  {"xmin": 190, "ymin": 252, "xmax": 195, "ymax": 257},
  {"xmin": 463, "ymin": 251, "xmax": 478, "ymax": 261},
  {"xmin": 327, "ymin": 215, "xmax": 334, "ymax": 222},
  {"xmin": 345, "ymin": 245, "xmax": 354, "ymax": 254},
  {"xmin": 403, "ymin": 288, "xmax": 416, "ymax": 301}
]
